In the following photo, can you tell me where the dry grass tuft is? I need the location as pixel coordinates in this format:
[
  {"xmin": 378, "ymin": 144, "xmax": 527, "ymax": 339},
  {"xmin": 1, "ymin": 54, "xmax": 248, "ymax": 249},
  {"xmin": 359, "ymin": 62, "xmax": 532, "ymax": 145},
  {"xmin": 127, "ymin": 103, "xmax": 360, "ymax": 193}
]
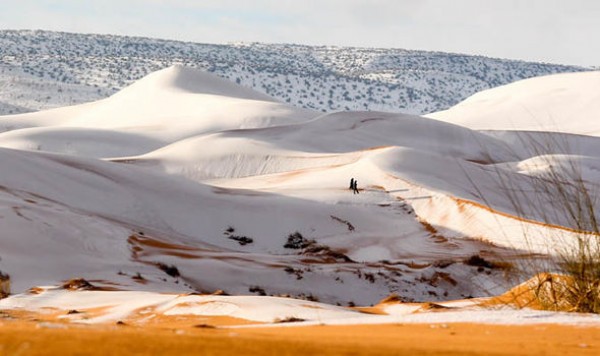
[
  {"xmin": 486, "ymin": 273, "xmax": 599, "ymax": 312},
  {"xmin": 0, "ymin": 271, "xmax": 10, "ymax": 298},
  {"xmin": 470, "ymin": 132, "xmax": 600, "ymax": 313},
  {"xmin": 61, "ymin": 278, "xmax": 98, "ymax": 291},
  {"xmin": 378, "ymin": 294, "xmax": 403, "ymax": 304}
]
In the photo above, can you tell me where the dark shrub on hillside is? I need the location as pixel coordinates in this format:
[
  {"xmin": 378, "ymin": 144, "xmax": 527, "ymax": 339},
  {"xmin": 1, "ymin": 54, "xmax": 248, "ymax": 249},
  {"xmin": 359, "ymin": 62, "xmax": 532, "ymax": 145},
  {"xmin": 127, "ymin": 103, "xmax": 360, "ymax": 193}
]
[
  {"xmin": 284, "ymin": 232, "xmax": 313, "ymax": 249},
  {"xmin": 464, "ymin": 255, "xmax": 494, "ymax": 269},
  {"xmin": 157, "ymin": 263, "xmax": 180, "ymax": 278}
]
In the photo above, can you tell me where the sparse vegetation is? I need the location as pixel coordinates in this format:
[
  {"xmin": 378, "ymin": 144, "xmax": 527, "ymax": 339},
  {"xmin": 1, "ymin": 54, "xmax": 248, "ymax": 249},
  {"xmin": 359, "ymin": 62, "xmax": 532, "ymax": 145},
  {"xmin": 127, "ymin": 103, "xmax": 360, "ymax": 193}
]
[
  {"xmin": 330, "ymin": 215, "xmax": 355, "ymax": 231},
  {"xmin": 283, "ymin": 266, "xmax": 304, "ymax": 280},
  {"xmin": 433, "ymin": 260, "xmax": 455, "ymax": 269},
  {"xmin": 363, "ymin": 272, "xmax": 376, "ymax": 283},
  {"xmin": 132, "ymin": 273, "xmax": 146, "ymax": 283},
  {"xmin": 227, "ymin": 235, "xmax": 254, "ymax": 246},
  {"xmin": 464, "ymin": 255, "xmax": 501, "ymax": 270},
  {"xmin": 302, "ymin": 244, "xmax": 355, "ymax": 263},
  {"xmin": 296, "ymin": 293, "xmax": 319, "ymax": 302},
  {"xmin": 379, "ymin": 294, "xmax": 404, "ymax": 304},
  {"xmin": 211, "ymin": 289, "xmax": 229, "ymax": 296},
  {"xmin": 224, "ymin": 226, "xmax": 254, "ymax": 246},
  {"xmin": 283, "ymin": 231, "xmax": 354, "ymax": 263},
  {"xmin": 0, "ymin": 271, "xmax": 10, "ymax": 298},
  {"xmin": 0, "ymin": 30, "xmax": 585, "ymax": 116},
  {"xmin": 249, "ymin": 286, "xmax": 267, "ymax": 296},
  {"xmin": 156, "ymin": 263, "xmax": 180, "ymax": 278},
  {"xmin": 284, "ymin": 231, "xmax": 313, "ymax": 249},
  {"xmin": 472, "ymin": 133, "xmax": 600, "ymax": 313},
  {"xmin": 61, "ymin": 278, "xmax": 97, "ymax": 291}
]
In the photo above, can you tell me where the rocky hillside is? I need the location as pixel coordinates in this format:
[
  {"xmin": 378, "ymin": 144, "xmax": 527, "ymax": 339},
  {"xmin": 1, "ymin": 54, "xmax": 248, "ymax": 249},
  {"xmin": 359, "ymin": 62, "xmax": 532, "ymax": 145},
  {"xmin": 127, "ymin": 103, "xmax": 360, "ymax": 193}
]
[{"xmin": 0, "ymin": 30, "xmax": 588, "ymax": 115}]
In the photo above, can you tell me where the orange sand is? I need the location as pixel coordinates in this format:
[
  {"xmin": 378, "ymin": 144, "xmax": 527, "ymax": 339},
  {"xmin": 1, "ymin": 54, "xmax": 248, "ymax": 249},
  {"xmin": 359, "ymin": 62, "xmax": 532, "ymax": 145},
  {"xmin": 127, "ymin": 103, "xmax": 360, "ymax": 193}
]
[{"xmin": 0, "ymin": 317, "xmax": 598, "ymax": 355}]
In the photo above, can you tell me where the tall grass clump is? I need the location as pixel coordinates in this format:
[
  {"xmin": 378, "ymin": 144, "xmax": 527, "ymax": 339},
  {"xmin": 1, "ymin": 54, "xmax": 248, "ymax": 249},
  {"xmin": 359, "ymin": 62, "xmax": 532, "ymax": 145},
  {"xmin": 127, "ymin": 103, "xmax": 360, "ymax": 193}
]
[
  {"xmin": 471, "ymin": 131, "xmax": 600, "ymax": 313},
  {"xmin": 0, "ymin": 270, "xmax": 9, "ymax": 298}
]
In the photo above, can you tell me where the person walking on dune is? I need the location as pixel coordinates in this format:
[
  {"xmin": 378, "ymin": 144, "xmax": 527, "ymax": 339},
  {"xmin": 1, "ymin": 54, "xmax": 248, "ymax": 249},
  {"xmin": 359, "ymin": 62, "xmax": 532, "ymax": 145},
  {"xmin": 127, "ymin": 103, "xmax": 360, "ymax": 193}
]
[
  {"xmin": 349, "ymin": 178, "xmax": 355, "ymax": 190},
  {"xmin": 353, "ymin": 179, "xmax": 360, "ymax": 194}
]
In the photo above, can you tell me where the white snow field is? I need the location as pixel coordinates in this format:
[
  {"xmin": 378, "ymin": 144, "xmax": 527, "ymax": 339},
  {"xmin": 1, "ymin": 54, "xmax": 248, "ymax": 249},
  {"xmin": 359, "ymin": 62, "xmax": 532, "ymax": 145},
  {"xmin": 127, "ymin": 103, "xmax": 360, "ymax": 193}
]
[
  {"xmin": 1, "ymin": 66, "xmax": 600, "ymax": 323},
  {"xmin": 2, "ymin": 286, "xmax": 600, "ymax": 327},
  {"xmin": 428, "ymin": 71, "xmax": 600, "ymax": 135}
]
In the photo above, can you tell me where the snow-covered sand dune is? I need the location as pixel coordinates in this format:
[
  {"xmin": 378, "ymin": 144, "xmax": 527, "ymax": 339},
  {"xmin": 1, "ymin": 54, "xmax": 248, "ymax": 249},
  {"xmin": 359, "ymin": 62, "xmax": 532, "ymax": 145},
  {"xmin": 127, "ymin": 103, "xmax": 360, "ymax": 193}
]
[
  {"xmin": 3, "ymin": 286, "xmax": 600, "ymax": 327},
  {"xmin": 0, "ymin": 65, "xmax": 316, "ymax": 156},
  {"xmin": 1, "ymin": 66, "xmax": 600, "ymax": 310},
  {"xmin": 428, "ymin": 70, "xmax": 600, "ymax": 135}
]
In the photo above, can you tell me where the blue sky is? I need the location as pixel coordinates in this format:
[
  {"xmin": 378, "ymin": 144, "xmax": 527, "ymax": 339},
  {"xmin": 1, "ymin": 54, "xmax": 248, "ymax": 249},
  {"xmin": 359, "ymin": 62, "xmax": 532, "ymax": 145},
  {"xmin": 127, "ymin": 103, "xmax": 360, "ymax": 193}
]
[{"xmin": 1, "ymin": 0, "xmax": 599, "ymax": 66}]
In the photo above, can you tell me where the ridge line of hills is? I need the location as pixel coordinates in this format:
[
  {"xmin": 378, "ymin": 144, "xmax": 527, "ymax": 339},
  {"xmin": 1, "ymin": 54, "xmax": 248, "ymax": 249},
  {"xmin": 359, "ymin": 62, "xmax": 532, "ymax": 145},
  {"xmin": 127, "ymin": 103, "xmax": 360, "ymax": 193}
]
[{"xmin": 0, "ymin": 29, "xmax": 589, "ymax": 116}]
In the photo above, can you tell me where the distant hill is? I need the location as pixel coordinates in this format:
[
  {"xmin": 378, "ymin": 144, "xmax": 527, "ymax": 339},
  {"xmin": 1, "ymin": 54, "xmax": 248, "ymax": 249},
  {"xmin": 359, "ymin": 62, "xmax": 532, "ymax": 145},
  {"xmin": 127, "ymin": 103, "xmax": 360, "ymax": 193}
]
[{"xmin": 0, "ymin": 30, "xmax": 589, "ymax": 115}]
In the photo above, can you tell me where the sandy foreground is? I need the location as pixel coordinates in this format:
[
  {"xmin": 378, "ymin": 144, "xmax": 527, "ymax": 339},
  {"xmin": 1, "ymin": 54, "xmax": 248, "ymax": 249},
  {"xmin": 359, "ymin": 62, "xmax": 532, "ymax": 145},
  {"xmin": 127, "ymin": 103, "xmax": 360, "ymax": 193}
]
[
  {"xmin": 1, "ymin": 316, "xmax": 599, "ymax": 355},
  {"xmin": 2, "ymin": 287, "xmax": 600, "ymax": 355}
]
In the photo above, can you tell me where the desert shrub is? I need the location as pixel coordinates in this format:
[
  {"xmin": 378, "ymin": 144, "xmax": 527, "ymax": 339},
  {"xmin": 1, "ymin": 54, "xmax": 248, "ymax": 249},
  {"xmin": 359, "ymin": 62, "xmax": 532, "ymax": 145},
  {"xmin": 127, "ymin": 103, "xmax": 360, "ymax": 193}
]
[
  {"xmin": 303, "ymin": 244, "xmax": 355, "ymax": 263},
  {"xmin": 471, "ymin": 133, "xmax": 600, "ymax": 313},
  {"xmin": 379, "ymin": 294, "xmax": 403, "ymax": 304},
  {"xmin": 463, "ymin": 254, "xmax": 512, "ymax": 271},
  {"xmin": 433, "ymin": 259, "xmax": 454, "ymax": 268},
  {"xmin": 0, "ymin": 271, "xmax": 9, "ymax": 298},
  {"xmin": 157, "ymin": 263, "xmax": 180, "ymax": 278},
  {"xmin": 283, "ymin": 231, "xmax": 354, "ymax": 263},
  {"xmin": 284, "ymin": 232, "xmax": 313, "ymax": 249},
  {"xmin": 132, "ymin": 272, "xmax": 145, "ymax": 282},
  {"xmin": 283, "ymin": 266, "xmax": 304, "ymax": 280},
  {"xmin": 227, "ymin": 235, "xmax": 254, "ymax": 245},
  {"xmin": 224, "ymin": 226, "xmax": 253, "ymax": 246},
  {"xmin": 464, "ymin": 255, "xmax": 494, "ymax": 269},
  {"xmin": 363, "ymin": 272, "xmax": 376, "ymax": 283},
  {"xmin": 61, "ymin": 278, "xmax": 96, "ymax": 291},
  {"xmin": 297, "ymin": 293, "xmax": 319, "ymax": 302},
  {"xmin": 249, "ymin": 286, "xmax": 267, "ymax": 296}
]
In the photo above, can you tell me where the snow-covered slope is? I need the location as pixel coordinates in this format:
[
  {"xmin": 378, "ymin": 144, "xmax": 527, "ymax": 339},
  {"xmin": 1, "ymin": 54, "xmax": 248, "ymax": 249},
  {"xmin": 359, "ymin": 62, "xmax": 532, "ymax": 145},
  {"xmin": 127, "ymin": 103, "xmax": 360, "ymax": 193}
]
[
  {"xmin": 3, "ymin": 287, "xmax": 600, "ymax": 327},
  {"xmin": 1, "ymin": 66, "xmax": 600, "ymax": 308},
  {"xmin": 0, "ymin": 30, "xmax": 588, "ymax": 116},
  {"xmin": 0, "ymin": 65, "xmax": 316, "ymax": 156},
  {"xmin": 428, "ymin": 71, "xmax": 600, "ymax": 135}
]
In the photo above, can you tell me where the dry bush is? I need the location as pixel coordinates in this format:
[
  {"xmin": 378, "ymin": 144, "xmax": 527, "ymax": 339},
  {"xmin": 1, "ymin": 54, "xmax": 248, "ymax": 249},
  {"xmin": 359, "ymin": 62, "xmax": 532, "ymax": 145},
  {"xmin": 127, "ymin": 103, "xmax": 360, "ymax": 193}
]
[
  {"xmin": 61, "ymin": 278, "xmax": 97, "ymax": 291},
  {"xmin": 471, "ymin": 132, "xmax": 600, "ymax": 313},
  {"xmin": 378, "ymin": 293, "xmax": 404, "ymax": 304},
  {"xmin": 0, "ymin": 271, "xmax": 9, "ymax": 298},
  {"xmin": 156, "ymin": 263, "xmax": 180, "ymax": 278}
]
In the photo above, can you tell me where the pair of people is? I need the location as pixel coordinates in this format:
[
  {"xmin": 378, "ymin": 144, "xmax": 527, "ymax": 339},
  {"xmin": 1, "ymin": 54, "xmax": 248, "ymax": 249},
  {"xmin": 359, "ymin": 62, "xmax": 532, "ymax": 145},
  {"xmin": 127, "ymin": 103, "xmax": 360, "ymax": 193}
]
[{"xmin": 349, "ymin": 178, "xmax": 359, "ymax": 194}]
